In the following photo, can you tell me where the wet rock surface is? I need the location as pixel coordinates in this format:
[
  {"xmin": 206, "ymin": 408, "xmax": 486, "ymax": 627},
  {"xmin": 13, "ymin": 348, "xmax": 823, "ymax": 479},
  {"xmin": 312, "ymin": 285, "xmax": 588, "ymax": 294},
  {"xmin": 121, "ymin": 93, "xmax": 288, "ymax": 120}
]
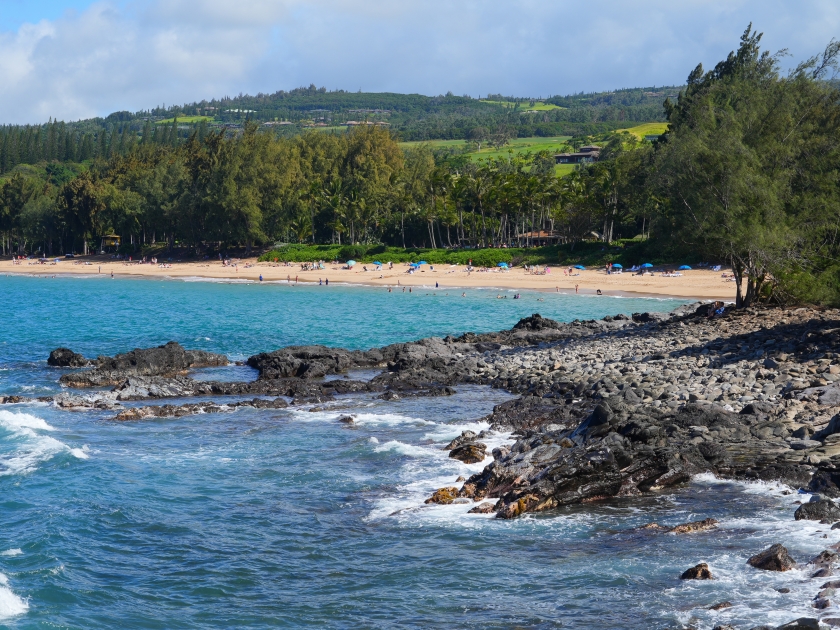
[
  {"xmin": 58, "ymin": 341, "xmax": 228, "ymax": 387},
  {"xmin": 748, "ymin": 544, "xmax": 797, "ymax": 572},
  {"xmin": 680, "ymin": 562, "xmax": 713, "ymax": 579}
]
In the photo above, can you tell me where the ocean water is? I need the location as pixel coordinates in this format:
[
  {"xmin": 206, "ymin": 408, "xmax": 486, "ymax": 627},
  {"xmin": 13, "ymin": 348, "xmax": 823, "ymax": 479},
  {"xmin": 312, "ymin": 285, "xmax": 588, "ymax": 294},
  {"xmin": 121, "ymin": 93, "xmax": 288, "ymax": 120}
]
[{"xmin": 0, "ymin": 275, "xmax": 829, "ymax": 629}]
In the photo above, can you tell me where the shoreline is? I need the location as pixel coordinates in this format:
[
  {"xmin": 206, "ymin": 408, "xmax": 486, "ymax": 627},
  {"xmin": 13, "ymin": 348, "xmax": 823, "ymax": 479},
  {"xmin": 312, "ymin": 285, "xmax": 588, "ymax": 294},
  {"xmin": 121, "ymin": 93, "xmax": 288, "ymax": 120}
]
[
  {"xmin": 6, "ymin": 301, "xmax": 840, "ymax": 625},
  {"xmin": 0, "ymin": 256, "xmax": 735, "ymax": 301}
]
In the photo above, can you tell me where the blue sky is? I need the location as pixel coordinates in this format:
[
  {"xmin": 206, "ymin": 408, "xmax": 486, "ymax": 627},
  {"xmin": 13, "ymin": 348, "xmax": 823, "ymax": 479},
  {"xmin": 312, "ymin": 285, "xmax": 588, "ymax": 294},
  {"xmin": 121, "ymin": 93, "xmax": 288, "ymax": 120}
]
[
  {"xmin": 2, "ymin": 0, "xmax": 840, "ymax": 124},
  {"xmin": 0, "ymin": 0, "xmax": 95, "ymax": 31}
]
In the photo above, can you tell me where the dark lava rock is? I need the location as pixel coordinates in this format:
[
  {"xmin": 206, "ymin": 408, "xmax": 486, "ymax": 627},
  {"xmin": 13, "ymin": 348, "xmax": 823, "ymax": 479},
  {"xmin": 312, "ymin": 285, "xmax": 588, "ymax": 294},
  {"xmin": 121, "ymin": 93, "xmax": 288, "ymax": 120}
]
[
  {"xmin": 810, "ymin": 550, "xmax": 838, "ymax": 568},
  {"xmin": 812, "ymin": 568, "xmax": 833, "ymax": 578},
  {"xmin": 60, "ymin": 342, "xmax": 228, "ymax": 387},
  {"xmin": 445, "ymin": 430, "xmax": 477, "ymax": 450},
  {"xmin": 47, "ymin": 348, "xmax": 89, "ymax": 367},
  {"xmin": 709, "ymin": 601, "xmax": 732, "ymax": 610},
  {"xmin": 747, "ymin": 544, "xmax": 796, "ymax": 571},
  {"xmin": 247, "ymin": 345, "xmax": 376, "ymax": 379},
  {"xmin": 512, "ymin": 313, "xmax": 563, "ymax": 331},
  {"xmin": 776, "ymin": 621, "xmax": 821, "ymax": 630},
  {"xmin": 338, "ymin": 415, "xmax": 355, "ymax": 424},
  {"xmin": 449, "ymin": 443, "xmax": 487, "ymax": 464},
  {"xmin": 712, "ymin": 625, "xmax": 736, "ymax": 630},
  {"xmin": 680, "ymin": 562, "xmax": 713, "ymax": 580},
  {"xmin": 467, "ymin": 502, "xmax": 496, "ymax": 514},
  {"xmin": 777, "ymin": 587, "xmax": 792, "ymax": 593},
  {"xmin": 796, "ymin": 499, "xmax": 840, "ymax": 522}
]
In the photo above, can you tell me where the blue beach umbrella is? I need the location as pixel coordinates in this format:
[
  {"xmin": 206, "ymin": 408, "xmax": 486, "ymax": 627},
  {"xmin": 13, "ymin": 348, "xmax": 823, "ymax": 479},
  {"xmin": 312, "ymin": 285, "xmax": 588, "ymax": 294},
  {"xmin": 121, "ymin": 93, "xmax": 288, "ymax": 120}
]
[
  {"xmin": 612, "ymin": 263, "xmax": 623, "ymax": 269},
  {"xmin": 641, "ymin": 263, "xmax": 653, "ymax": 268},
  {"xmin": 372, "ymin": 261, "xmax": 383, "ymax": 265},
  {"xmin": 679, "ymin": 265, "xmax": 691, "ymax": 270},
  {"xmin": 417, "ymin": 261, "xmax": 428, "ymax": 265},
  {"xmin": 573, "ymin": 265, "xmax": 586, "ymax": 270},
  {"xmin": 497, "ymin": 262, "xmax": 509, "ymax": 268},
  {"xmin": 346, "ymin": 260, "xmax": 356, "ymax": 267}
]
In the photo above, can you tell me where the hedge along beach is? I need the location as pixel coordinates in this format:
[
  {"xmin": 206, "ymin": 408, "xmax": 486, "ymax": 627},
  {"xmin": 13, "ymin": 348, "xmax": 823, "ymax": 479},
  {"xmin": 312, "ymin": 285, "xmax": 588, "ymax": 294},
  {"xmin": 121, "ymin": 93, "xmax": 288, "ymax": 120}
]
[{"xmin": 0, "ymin": 257, "xmax": 734, "ymax": 300}]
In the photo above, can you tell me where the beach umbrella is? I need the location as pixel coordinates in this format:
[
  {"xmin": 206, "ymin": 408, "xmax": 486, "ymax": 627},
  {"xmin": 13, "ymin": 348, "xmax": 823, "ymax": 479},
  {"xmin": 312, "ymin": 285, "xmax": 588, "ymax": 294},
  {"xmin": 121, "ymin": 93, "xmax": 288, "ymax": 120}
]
[
  {"xmin": 372, "ymin": 261, "xmax": 383, "ymax": 265},
  {"xmin": 611, "ymin": 263, "xmax": 623, "ymax": 269},
  {"xmin": 417, "ymin": 260, "xmax": 428, "ymax": 265},
  {"xmin": 679, "ymin": 265, "xmax": 691, "ymax": 270},
  {"xmin": 497, "ymin": 262, "xmax": 509, "ymax": 268},
  {"xmin": 346, "ymin": 260, "xmax": 356, "ymax": 267},
  {"xmin": 573, "ymin": 265, "xmax": 586, "ymax": 270},
  {"xmin": 641, "ymin": 263, "xmax": 653, "ymax": 268}
]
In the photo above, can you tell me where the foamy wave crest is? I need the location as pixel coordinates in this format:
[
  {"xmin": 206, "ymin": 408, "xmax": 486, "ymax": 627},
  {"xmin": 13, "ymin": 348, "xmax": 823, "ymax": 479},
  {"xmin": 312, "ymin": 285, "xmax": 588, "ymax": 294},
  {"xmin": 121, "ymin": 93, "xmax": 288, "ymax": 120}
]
[
  {"xmin": 0, "ymin": 410, "xmax": 88, "ymax": 476},
  {"xmin": 0, "ymin": 550, "xmax": 22, "ymax": 557},
  {"xmin": 373, "ymin": 440, "xmax": 439, "ymax": 458},
  {"xmin": 0, "ymin": 573, "xmax": 27, "ymax": 620}
]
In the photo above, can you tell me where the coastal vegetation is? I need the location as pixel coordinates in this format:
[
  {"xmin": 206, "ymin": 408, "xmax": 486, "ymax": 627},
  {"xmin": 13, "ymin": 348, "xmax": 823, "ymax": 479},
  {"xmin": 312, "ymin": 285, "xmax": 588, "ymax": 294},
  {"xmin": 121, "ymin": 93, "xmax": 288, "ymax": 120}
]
[{"xmin": 0, "ymin": 27, "xmax": 839, "ymax": 306}]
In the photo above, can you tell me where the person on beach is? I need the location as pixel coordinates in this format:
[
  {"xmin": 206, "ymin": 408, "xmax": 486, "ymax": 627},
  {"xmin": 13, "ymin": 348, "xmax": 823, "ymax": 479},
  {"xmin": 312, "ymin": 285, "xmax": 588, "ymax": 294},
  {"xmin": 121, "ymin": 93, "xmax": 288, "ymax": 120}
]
[
  {"xmin": 110, "ymin": 270, "xmax": 114, "ymax": 278},
  {"xmin": 435, "ymin": 282, "xmax": 438, "ymax": 288},
  {"xmin": 597, "ymin": 289, "xmax": 602, "ymax": 295},
  {"xmin": 98, "ymin": 266, "xmax": 100, "ymax": 273},
  {"xmin": 325, "ymin": 278, "xmax": 329, "ymax": 285},
  {"xmin": 287, "ymin": 275, "xmax": 290, "ymax": 283},
  {"xmin": 462, "ymin": 292, "xmax": 466, "ymax": 297},
  {"xmin": 575, "ymin": 284, "xmax": 578, "ymax": 294},
  {"xmin": 319, "ymin": 278, "xmax": 322, "ymax": 285},
  {"xmin": 259, "ymin": 275, "xmax": 263, "ymax": 282},
  {"xmin": 295, "ymin": 275, "xmax": 298, "ymax": 284}
]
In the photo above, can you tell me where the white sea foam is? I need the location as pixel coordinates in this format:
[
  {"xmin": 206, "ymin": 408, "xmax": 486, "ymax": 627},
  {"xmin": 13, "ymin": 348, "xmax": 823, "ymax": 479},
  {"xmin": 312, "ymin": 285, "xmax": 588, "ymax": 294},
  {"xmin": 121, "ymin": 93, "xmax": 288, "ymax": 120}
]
[
  {"xmin": 0, "ymin": 573, "xmax": 28, "ymax": 620},
  {"xmin": 373, "ymin": 440, "xmax": 439, "ymax": 458},
  {"xmin": 0, "ymin": 410, "xmax": 88, "ymax": 476},
  {"xmin": 290, "ymin": 408, "xmax": 435, "ymax": 427},
  {"xmin": 0, "ymin": 550, "xmax": 22, "ymax": 557}
]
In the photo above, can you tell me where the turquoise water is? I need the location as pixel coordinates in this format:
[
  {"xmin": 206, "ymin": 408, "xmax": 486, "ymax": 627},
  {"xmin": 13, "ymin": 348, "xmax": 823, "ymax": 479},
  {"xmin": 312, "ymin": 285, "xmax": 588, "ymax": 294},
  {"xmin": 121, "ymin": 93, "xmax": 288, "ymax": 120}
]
[{"xmin": 0, "ymin": 276, "xmax": 829, "ymax": 628}]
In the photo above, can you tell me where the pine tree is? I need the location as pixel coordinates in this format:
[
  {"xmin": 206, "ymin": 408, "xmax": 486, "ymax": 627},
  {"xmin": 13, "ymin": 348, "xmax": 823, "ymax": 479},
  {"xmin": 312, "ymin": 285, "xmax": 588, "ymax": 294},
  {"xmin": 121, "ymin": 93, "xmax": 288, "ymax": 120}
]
[{"xmin": 141, "ymin": 121, "xmax": 152, "ymax": 144}]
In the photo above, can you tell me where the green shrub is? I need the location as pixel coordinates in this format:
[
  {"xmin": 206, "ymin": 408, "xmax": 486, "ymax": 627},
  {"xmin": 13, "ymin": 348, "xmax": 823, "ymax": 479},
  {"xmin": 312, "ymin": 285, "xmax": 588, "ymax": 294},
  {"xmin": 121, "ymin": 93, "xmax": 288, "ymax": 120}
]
[{"xmin": 338, "ymin": 245, "xmax": 366, "ymax": 261}]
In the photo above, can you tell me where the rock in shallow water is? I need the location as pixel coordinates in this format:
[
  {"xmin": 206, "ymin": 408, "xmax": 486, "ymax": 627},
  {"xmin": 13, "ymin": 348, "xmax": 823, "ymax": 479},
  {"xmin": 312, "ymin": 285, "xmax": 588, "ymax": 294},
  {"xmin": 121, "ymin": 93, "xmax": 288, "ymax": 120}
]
[
  {"xmin": 795, "ymin": 499, "xmax": 840, "ymax": 522},
  {"xmin": 424, "ymin": 487, "xmax": 459, "ymax": 505},
  {"xmin": 449, "ymin": 442, "xmax": 487, "ymax": 464},
  {"xmin": 47, "ymin": 347, "xmax": 89, "ymax": 367},
  {"xmin": 680, "ymin": 562, "xmax": 713, "ymax": 579},
  {"xmin": 747, "ymin": 544, "xmax": 796, "ymax": 572}
]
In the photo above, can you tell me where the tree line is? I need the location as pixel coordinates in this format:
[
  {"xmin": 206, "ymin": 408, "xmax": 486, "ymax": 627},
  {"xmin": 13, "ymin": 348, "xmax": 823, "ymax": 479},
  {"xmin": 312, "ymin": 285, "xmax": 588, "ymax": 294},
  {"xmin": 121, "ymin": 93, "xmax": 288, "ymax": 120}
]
[{"xmin": 2, "ymin": 27, "xmax": 840, "ymax": 306}]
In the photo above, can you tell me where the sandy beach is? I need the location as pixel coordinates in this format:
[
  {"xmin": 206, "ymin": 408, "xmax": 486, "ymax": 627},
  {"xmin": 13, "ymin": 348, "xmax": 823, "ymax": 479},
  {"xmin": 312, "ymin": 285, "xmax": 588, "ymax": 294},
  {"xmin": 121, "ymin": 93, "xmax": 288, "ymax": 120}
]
[{"xmin": 0, "ymin": 257, "xmax": 736, "ymax": 300}]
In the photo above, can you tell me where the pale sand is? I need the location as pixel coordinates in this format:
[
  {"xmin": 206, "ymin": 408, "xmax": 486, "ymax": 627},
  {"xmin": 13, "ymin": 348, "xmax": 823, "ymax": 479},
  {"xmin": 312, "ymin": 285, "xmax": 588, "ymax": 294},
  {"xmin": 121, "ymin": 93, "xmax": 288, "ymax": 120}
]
[{"xmin": 1, "ymin": 257, "xmax": 736, "ymax": 300}]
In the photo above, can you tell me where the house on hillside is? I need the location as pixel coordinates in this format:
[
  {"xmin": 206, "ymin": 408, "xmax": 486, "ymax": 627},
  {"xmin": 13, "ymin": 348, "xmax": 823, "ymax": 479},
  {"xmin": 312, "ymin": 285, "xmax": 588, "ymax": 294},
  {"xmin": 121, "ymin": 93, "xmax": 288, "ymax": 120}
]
[{"xmin": 554, "ymin": 145, "xmax": 601, "ymax": 164}]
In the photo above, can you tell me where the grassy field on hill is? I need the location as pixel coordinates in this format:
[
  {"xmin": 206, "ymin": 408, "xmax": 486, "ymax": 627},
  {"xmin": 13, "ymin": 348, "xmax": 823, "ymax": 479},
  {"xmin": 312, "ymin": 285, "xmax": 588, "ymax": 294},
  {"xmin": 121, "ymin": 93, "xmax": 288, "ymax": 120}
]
[
  {"xmin": 619, "ymin": 122, "xmax": 669, "ymax": 139},
  {"xmin": 400, "ymin": 135, "xmax": 571, "ymax": 157},
  {"xmin": 400, "ymin": 135, "xmax": 575, "ymax": 175},
  {"xmin": 156, "ymin": 115, "xmax": 214, "ymax": 124},
  {"xmin": 481, "ymin": 100, "xmax": 564, "ymax": 111}
]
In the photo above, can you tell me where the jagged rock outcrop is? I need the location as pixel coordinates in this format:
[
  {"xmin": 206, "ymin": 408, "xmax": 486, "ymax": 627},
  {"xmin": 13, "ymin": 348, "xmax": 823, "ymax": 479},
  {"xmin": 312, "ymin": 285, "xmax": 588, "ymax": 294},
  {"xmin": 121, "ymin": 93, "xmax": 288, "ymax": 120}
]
[
  {"xmin": 47, "ymin": 348, "xmax": 89, "ymax": 367},
  {"xmin": 58, "ymin": 341, "xmax": 228, "ymax": 387}
]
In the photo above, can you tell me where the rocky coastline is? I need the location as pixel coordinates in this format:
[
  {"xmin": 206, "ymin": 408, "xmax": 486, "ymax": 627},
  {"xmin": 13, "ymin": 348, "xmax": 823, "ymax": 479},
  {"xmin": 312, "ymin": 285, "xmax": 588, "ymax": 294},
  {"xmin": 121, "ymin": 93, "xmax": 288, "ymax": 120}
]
[{"xmin": 8, "ymin": 303, "xmax": 840, "ymax": 628}]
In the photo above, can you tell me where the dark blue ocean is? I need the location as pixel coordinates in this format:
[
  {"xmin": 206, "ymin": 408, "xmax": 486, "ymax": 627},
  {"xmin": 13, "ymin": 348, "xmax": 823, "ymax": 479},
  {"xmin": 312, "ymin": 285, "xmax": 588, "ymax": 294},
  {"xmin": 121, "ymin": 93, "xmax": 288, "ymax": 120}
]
[{"xmin": 0, "ymin": 275, "xmax": 828, "ymax": 628}]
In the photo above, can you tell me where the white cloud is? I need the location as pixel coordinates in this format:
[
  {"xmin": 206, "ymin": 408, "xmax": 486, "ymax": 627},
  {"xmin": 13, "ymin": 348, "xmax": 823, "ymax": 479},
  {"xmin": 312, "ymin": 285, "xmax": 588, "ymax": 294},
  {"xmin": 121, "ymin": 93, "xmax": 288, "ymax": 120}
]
[{"xmin": 1, "ymin": 0, "xmax": 839, "ymax": 124}]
